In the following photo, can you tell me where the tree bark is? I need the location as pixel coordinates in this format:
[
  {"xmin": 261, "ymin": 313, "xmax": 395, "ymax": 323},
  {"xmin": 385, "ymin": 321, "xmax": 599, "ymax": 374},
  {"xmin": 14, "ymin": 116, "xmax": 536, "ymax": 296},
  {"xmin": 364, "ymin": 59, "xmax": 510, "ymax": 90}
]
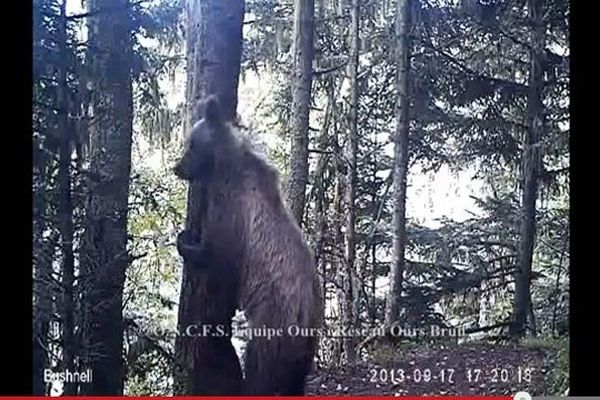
[
  {"xmin": 384, "ymin": 0, "xmax": 411, "ymax": 327},
  {"xmin": 80, "ymin": 0, "xmax": 133, "ymax": 394},
  {"xmin": 32, "ymin": 150, "xmax": 51, "ymax": 396},
  {"xmin": 286, "ymin": 0, "xmax": 315, "ymax": 225},
  {"xmin": 313, "ymin": 81, "xmax": 333, "ymax": 273},
  {"xmin": 551, "ymin": 233, "xmax": 568, "ymax": 336},
  {"xmin": 342, "ymin": 0, "xmax": 359, "ymax": 364},
  {"xmin": 173, "ymin": 0, "xmax": 245, "ymax": 395},
  {"xmin": 369, "ymin": 133, "xmax": 378, "ymax": 324},
  {"xmin": 57, "ymin": 0, "xmax": 77, "ymax": 394},
  {"xmin": 331, "ymin": 105, "xmax": 346, "ymax": 364},
  {"xmin": 510, "ymin": 0, "xmax": 544, "ymax": 339}
]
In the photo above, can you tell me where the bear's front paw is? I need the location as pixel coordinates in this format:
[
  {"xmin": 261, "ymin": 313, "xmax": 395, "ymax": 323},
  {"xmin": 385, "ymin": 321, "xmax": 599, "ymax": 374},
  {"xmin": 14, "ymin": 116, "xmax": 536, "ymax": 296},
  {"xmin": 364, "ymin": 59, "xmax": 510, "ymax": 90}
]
[{"xmin": 176, "ymin": 229, "xmax": 199, "ymax": 258}]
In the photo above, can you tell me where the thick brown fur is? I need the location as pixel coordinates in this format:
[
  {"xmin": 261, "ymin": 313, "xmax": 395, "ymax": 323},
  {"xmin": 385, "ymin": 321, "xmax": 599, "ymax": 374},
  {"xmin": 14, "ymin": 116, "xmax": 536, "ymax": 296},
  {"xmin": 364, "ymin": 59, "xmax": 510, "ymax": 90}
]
[{"xmin": 174, "ymin": 96, "xmax": 323, "ymax": 395}]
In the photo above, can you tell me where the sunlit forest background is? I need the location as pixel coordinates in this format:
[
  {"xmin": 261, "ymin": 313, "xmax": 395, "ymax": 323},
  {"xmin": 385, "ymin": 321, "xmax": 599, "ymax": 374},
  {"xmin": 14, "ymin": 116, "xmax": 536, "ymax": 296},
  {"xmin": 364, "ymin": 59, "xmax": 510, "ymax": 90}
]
[{"xmin": 33, "ymin": 0, "xmax": 569, "ymax": 396}]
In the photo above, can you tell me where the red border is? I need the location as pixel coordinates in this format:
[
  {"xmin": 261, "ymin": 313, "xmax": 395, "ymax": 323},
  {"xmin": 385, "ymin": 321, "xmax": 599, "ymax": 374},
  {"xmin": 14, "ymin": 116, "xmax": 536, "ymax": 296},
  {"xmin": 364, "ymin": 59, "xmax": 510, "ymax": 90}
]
[{"xmin": 1, "ymin": 397, "xmax": 514, "ymax": 399}]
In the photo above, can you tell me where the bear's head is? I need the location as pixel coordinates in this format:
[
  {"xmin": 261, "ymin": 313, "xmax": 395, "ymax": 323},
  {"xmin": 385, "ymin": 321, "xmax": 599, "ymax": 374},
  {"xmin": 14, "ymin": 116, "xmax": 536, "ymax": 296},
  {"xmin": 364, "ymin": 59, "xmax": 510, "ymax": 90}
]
[{"xmin": 174, "ymin": 95, "xmax": 233, "ymax": 181}]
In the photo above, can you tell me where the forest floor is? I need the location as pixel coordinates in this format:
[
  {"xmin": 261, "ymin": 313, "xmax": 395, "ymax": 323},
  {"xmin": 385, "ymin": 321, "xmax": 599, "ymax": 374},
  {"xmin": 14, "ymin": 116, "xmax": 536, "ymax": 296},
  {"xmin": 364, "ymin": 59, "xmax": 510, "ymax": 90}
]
[{"xmin": 306, "ymin": 340, "xmax": 563, "ymax": 396}]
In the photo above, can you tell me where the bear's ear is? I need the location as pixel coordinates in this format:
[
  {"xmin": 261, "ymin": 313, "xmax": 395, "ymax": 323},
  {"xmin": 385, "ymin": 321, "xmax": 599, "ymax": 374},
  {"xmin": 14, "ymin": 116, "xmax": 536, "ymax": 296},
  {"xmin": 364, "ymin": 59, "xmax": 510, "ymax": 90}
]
[
  {"xmin": 189, "ymin": 99, "xmax": 204, "ymax": 124},
  {"xmin": 204, "ymin": 95, "xmax": 221, "ymax": 125}
]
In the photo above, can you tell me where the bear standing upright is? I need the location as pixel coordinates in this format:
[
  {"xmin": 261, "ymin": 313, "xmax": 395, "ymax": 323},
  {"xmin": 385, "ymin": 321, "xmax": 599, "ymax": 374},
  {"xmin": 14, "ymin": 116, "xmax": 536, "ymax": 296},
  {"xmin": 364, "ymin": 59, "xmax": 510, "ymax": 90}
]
[{"xmin": 174, "ymin": 95, "xmax": 323, "ymax": 395}]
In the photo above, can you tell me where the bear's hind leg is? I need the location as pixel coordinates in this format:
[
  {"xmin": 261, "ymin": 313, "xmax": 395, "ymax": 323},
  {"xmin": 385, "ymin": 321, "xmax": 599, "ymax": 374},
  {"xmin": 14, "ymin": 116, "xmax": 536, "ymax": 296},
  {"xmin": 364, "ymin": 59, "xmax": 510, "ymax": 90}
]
[
  {"xmin": 243, "ymin": 337, "xmax": 311, "ymax": 396},
  {"xmin": 242, "ymin": 338, "xmax": 276, "ymax": 395}
]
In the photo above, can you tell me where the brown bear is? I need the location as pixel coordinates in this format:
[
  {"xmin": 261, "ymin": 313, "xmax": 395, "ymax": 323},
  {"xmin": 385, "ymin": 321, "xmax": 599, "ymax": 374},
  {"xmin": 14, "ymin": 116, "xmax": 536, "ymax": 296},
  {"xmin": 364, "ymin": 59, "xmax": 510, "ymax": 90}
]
[{"xmin": 174, "ymin": 96, "xmax": 323, "ymax": 395}]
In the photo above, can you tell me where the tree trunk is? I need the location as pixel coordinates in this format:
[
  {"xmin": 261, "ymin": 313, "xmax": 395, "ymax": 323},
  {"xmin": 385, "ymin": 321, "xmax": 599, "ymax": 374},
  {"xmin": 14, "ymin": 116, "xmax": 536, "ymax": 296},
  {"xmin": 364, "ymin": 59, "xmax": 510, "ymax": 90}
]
[
  {"xmin": 32, "ymin": 152, "xmax": 51, "ymax": 396},
  {"xmin": 342, "ymin": 0, "xmax": 359, "ymax": 364},
  {"xmin": 173, "ymin": 0, "xmax": 245, "ymax": 395},
  {"xmin": 337, "ymin": 0, "xmax": 346, "ymax": 45},
  {"xmin": 286, "ymin": 0, "xmax": 315, "ymax": 225},
  {"xmin": 369, "ymin": 137, "xmax": 378, "ymax": 324},
  {"xmin": 380, "ymin": 0, "xmax": 387, "ymax": 24},
  {"xmin": 510, "ymin": 0, "xmax": 544, "ymax": 339},
  {"xmin": 332, "ymin": 110, "xmax": 346, "ymax": 365},
  {"xmin": 57, "ymin": 0, "xmax": 77, "ymax": 394},
  {"xmin": 370, "ymin": 239, "xmax": 377, "ymax": 323},
  {"xmin": 313, "ymin": 81, "xmax": 333, "ymax": 272},
  {"xmin": 384, "ymin": 0, "xmax": 411, "ymax": 327},
  {"xmin": 80, "ymin": 0, "xmax": 133, "ymax": 394},
  {"xmin": 551, "ymin": 233, "xmax": 568, "ymax": 336}
]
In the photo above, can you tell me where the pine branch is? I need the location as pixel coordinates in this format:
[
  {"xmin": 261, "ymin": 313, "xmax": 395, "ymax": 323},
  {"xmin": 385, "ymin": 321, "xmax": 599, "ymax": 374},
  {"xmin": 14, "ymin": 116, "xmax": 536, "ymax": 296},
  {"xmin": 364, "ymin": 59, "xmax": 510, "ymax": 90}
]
[{"xmin": 314, "ymin": 59, "xmax": 349, "ymax": 76}]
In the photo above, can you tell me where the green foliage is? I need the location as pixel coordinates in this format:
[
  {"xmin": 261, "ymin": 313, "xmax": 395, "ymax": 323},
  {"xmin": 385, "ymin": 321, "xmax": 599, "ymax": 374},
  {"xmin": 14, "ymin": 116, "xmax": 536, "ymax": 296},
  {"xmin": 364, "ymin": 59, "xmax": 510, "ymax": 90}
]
[
  {"xmin": 521, "ymin": 336, "xmax": 569, "ymax": 395},
  {"xmin": 33, "ymin": 0, "xmax": 187, "ymax": 393},
  {"xmin": 551, "ymin": 336, "xmax": 569, "ymax": 395},
  {"xmin": 123, "ymin": 143, "xmax": 187, "ymax": 392},
  {"xmin": 131, "ymin": 0, "xmax": 185, "ymax": 146},
  {"xmin": 370, "ymin": 342, "xmax": 405, "ymax": 367}
]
